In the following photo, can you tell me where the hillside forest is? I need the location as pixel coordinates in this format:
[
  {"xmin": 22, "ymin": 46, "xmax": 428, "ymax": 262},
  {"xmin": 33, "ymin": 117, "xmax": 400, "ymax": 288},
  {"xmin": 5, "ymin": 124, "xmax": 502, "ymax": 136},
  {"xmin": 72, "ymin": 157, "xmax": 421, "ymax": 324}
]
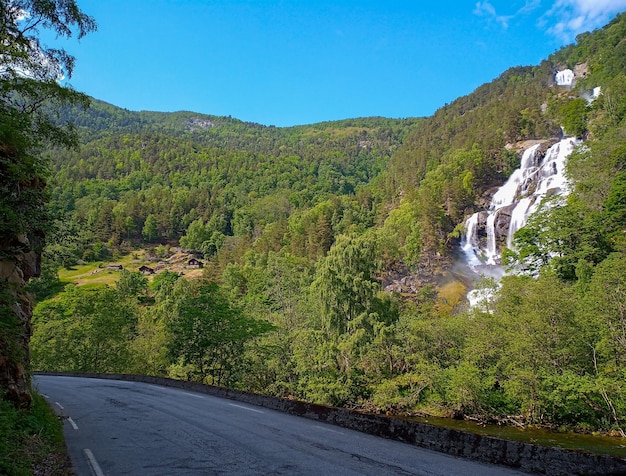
[{"xmin": 21, "ymin": 13, "xmax": 626, "ymax": 435}]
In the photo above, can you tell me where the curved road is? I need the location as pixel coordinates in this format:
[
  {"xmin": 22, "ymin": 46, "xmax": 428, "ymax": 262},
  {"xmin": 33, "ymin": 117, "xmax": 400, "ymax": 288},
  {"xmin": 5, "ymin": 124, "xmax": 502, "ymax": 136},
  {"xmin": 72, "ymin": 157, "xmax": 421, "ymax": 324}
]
[{"xmin": 33, "ymin": 376, "xmax": 528, "ymax": 475}]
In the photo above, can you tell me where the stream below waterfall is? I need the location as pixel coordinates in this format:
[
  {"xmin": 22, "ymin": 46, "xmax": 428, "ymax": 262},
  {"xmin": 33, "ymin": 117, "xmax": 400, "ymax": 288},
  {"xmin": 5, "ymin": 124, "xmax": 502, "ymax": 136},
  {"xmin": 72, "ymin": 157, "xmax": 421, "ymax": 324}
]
[{"xmin": 407, "ymin": 414, "xmax": 626, "ymax": 458}]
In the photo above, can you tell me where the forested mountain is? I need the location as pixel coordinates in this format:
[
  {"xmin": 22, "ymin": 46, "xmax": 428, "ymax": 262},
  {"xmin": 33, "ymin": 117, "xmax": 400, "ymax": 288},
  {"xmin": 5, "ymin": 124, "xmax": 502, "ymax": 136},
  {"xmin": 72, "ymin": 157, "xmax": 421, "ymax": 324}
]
[
  {"xmin": 45, "ymin": 103, "xmax": 418, "ymax": 263},
  {"xmin": 30, "ymin": 13, "xmax": 626, "ymax": 435}
]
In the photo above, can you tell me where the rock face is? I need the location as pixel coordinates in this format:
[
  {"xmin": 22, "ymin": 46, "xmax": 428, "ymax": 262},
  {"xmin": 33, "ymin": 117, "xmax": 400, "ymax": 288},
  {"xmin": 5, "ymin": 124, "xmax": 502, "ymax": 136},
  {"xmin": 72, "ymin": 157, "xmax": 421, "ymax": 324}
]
[
  {"xmin": 0, "ymin": 224, "xmax": 42, "ymax": 408},
  {"xmin": 0, "ymin": 140, "xmax": 46, "ymax": 409},
  {"xmin": 381, "ymin": 252, "xmax": 451, "ymax": 296}
]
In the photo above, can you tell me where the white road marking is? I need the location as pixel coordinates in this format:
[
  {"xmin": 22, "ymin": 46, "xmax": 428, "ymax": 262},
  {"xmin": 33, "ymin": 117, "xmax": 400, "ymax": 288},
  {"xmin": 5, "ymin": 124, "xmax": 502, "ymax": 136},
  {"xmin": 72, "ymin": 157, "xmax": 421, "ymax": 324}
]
[
  {"xmin": 84, "ymin": 449, "xmax": 105, "ymax": 476},
  {"xmin": 228, "ymin": 403, "xmax": 264, "ymax": 414},
  {"xmin": 180, "ymin": 391, "xmax": 204, "ymax": 398},
  {"xmin": 55, "ymin": 402, "xmax": 64, "ymax": 410},
  {"xmin": 41, "ymin": 394, "xmax": 49, "ymax": 398},
  {"xmin": 67, "ymin": 417, "xmax": 79, "ymax": 430},
  {"xmin": 151, "ymin": 385, "xmax": 204, "ymax": 399},
  {"xmin": 314, "ymin": 425, "xmax": 344, "ymax": 434}
]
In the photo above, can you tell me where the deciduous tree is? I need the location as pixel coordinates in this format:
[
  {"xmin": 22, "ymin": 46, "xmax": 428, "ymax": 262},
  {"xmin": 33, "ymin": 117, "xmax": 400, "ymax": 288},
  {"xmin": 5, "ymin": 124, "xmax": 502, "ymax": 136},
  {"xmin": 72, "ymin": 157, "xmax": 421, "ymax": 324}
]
[{"xmin": 166, "ymin": 279, "xmax": 273, "ymax": 386}]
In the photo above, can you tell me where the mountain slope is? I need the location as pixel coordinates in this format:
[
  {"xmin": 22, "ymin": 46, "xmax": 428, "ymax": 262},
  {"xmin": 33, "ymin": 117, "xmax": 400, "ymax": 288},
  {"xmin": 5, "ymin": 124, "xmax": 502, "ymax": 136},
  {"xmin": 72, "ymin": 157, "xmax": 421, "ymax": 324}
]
[
  {"xmin": 46, "ymin": 102, "xmax": 418, "ymax": 260},
  {"xmin": 30, "ymin": 12, "xmax": 626, "ymax": 433}
]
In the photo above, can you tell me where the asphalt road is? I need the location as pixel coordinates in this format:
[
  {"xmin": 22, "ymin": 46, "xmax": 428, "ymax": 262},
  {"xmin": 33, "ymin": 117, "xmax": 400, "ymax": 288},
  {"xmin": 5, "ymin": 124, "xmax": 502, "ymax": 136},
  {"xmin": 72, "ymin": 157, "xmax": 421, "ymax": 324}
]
[{"xmin": 33, "ymin": 375, "xmax": 529, "ymax": 475}]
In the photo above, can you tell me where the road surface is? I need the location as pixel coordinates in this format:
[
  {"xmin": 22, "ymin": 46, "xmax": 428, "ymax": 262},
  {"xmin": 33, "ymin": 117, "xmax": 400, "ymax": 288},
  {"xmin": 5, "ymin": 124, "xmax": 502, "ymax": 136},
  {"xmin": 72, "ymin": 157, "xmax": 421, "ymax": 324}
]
[{"xmin": 33, "ymin": 375, "xmax": 529, "ymax": 475}]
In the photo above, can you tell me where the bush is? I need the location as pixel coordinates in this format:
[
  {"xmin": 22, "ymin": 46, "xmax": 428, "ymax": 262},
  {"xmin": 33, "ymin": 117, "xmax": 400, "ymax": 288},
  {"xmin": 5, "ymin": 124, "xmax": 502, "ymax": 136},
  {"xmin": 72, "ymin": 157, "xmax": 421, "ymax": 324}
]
[
  {"xmin": 0, "ymin": 393, "xmax": 71, "ymax": 475},
  {"xmin": 559, "ymin": 98, "xmax": 589, "ymax": 137}
]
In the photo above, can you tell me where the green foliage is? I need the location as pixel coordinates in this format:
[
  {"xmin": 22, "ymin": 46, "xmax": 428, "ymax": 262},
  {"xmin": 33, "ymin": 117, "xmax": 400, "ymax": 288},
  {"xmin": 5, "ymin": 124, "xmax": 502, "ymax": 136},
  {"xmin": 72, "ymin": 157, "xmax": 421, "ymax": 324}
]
[
  {"xmin": 180, "ymin": 217, "xmax": 226, "ymax": 254},
  {"xmin": 149, "ymin": 269, "xmax": 179, "ymax": 295},
  {"xmin": 0, "ymin": 393, "xmax": 69, "ymax": 476},
  {"xmin": 488, "ymin": 274, "xmax": 583, "ymax": 422},
  {"xmin": 142, "ymin": 213, "xmax": 159, "ymax": 242},
  {"xmin": 43, "ymin": 106, "xmax": 416, "ymax": 257},
  {"xmin": 115, "ymin": 269, "xmax": 148, "ymax": 300},
  {"xmin": 558, "ymin": 98, "xmax": 589, "ymax": 137},
  {"xmin": 0, "ymin": 138, "xmax": 51, "ymax": 241},
  {"xmin": 166, "ymin": 279, "xmax": 273, "ymax": 386},
  {"xmin": 24, "ymin": 256, "xmax": 63, "ymax": 301},
  {"xmin": 31, "ymin": 285, "xmax": 137, "ymax": 372},
  {"xmin": 580, "ymin": 253, "xmax": 626, "ymax": 408},
  {"xmin": 130, "ymin": 306, "xmax": 169, "ymax": 376},
  {"xmin": 377, "ymin": 199, "xmax": 422, "ymax": 266},
  {"xmin": 510, "ymin": 196, "xmax": 610, "ymax": 279},
  {"xmin": 24, "ymin": 10, "xmax": 626, "ymax": 435},
  {"xmin": 1, "ymin": 0, "xmax": 96, "ymax": 239},
  {"xmin": 371, "ymin": 370, "xmax": 434, "ymax": 412},
  {"xmin": 312, "ymin": 233, "xmax": 382, "ymax": 333},
  {"xmin": 414, "ymin": 145, "xmax": 487, "ymax": 250},
  {"xmin": 602, "ymin": 74, "xmax": 626, "ymax": 125}
]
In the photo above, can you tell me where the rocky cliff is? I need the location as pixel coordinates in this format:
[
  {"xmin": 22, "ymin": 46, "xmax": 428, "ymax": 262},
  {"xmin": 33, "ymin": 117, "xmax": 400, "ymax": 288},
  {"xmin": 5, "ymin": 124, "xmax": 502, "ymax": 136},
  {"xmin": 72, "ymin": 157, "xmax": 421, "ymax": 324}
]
[{"xmin": 0, "ymin": 143, "xmax": 44, "ymax": 408}]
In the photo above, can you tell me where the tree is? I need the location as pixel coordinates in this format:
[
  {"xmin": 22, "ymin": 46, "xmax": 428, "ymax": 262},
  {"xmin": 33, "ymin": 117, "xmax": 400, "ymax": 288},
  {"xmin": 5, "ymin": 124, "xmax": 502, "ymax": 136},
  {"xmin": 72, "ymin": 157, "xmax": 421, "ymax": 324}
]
[
  {"xmin": 377, "ymin": 199, "xmax": 422, "ymax": 266},
  {"xmin": 307, "ymin": 232, "xmax": 399, "ymax": 401},
  {"xmin": 179, "ymin": 218, "xmax": 209, "ymax": 252},
  {"xmin": 1, "ymin": 0, "xmax": 95, "ymax": 238},
  {"xmin": 31, "ymin": 286, "xmax": 136, "ymax": 373},
  {"xmin": 149, "ymin": 269, "xmax": 179, "ymax": 296},
  {"xmin": 0, "ymin": 0, "xmax": 95, "ymax": 407},
  {"xmin": 0, "ymin": 0, "xmax": 96, "ymax": 153},
  {"xmin": 466, "ymin": 273, "xmax": 588, "ymax": 425},
  {"xmin": 166, "ymin": 279, "xmax": 273, "ymax": 386},
  {"xmin": 116, "ymin": 269, "xmax": 148, "ymax": 301},
  {"xmin": 142, "ymin": 213, "xmax": 158, "ymax": 242},
  {"xmin": 510, "ymin": 196, "xmax": 612, "ymax": 280},
  {"xmin": 130, "ymin": 306, "xmax": 169, "ymax": 376},
  {"xmin": 578, "ymin": 253, "xmax": 626, "ymax": 434},
  {"xmin": 558, "ymin": 98, "xmax": 589, "ymax": 138},
  {"xmin": 234, "ymin": 251, "xmax": 314, "ymax": 397},
  {"xmin": 312, "ymin": 232, "xmax": 383, "ymax": 334}
]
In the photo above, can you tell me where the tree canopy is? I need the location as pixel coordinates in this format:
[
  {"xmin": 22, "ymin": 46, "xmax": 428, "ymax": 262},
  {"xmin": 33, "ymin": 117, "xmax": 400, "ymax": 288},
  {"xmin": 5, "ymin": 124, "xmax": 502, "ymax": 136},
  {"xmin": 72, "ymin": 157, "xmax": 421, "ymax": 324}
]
[{"xmin": 1, "ymin": 0, "xmax": 96, "ymax": 238}]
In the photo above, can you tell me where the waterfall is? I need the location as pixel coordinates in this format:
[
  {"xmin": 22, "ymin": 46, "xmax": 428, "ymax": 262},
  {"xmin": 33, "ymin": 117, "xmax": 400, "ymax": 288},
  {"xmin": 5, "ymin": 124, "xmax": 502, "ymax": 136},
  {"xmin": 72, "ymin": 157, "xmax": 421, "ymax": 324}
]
[
  {"xmin": 555, "ymin": 69, "xmax": 574, "ymax": 87},
  {"xmin": 462, "ymin": 137, "xmax": 579, "ymax": 277}
]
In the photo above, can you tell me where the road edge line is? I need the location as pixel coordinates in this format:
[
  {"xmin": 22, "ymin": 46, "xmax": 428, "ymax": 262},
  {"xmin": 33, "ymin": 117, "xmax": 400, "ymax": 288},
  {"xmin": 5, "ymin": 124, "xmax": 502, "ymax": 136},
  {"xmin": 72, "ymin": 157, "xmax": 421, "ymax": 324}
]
[{"xmin": 83, "ymin": 449, "xmax": 105, "ymax": 476}]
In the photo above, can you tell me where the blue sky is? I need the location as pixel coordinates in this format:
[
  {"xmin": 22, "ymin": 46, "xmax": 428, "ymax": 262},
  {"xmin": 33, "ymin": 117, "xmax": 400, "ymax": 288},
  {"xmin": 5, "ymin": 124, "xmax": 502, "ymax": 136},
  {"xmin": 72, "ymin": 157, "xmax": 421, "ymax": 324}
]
[{"xmin": 50, "ymin": 0, "xmax": 626, "ymax": 127}]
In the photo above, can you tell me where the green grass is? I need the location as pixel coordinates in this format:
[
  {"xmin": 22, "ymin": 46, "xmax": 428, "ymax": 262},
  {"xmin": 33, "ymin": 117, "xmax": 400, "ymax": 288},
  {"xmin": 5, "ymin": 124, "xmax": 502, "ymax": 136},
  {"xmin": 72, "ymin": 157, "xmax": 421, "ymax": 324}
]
[
  {"xmin": 58, "ymin": 262, "xmax": 109, "ymax": 287},
  {"xmin": 58, "ymin": 251, "xmax": 148, "ymax": 288},
  {"xmin": 0, "ymin": 393, "xmax": 71, "ymax": 475}
]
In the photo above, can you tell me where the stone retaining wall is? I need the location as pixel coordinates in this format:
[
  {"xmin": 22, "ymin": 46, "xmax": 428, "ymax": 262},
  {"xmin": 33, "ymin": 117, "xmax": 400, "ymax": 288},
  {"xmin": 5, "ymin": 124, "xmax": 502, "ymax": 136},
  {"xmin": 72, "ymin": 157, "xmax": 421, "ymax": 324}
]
[{"xmin": 36, "ymin": 372, "xmax": 626, "ymax": 476}]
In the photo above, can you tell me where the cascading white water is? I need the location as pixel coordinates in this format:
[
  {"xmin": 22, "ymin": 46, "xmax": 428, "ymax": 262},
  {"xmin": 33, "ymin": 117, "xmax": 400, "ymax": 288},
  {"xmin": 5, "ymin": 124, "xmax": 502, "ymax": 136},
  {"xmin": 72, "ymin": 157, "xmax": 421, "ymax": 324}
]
[
  {"xmin": 555, "ymin": 69, "xmax": 574, "ymax": 86},
  {"xmin": 507, "ymin": 197, "xmax": 531, "ymax": 248},
  {"xmin": 462, "ymin": 137, "xmax": 579, "ymax": 276},
  {"xmin": 461, "ymin": 70, "xmax": 593, "ymax": 306}
]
